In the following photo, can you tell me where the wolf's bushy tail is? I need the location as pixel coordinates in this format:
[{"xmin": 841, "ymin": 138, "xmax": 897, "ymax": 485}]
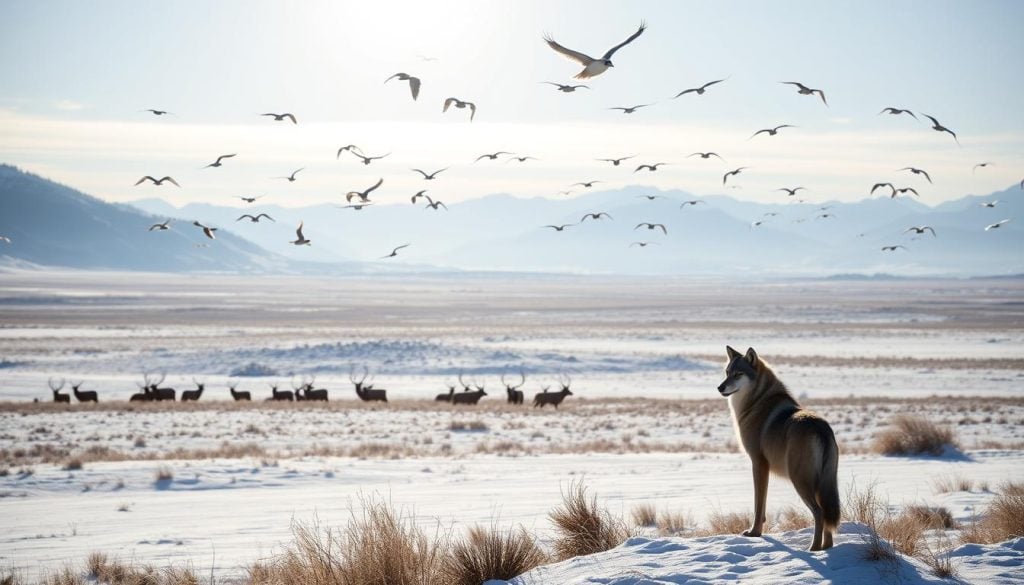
[{"xmin": 818, "ymin": 435, "xmax": 841, "ymax": 529}]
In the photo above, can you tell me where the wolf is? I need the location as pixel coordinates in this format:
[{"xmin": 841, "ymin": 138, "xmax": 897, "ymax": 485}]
[{"xmin": 717, "ymin": 345, "xmax": 840, "ymax": 551}]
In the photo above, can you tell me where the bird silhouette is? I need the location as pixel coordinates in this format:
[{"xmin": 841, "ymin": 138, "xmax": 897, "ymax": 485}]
[
  {"xmin": 544, "ymin": 224, "xmax": 574, "ymax": 232},
  {"xmin": 384, "ymin": 73, "xmax": 421, "ymax": 100},
  {"xmin": 922, "ymin": 114, "xmax": 958, "ymax": 144},
  {"xmin": 543, "ymin": 22, "xmax": 646, "ymax": 79},
  {"xmin": 750, "ymin": 125, "xmax": 795, "ymax": 139},
  {"xmin": 596, "ymin": 155, "xmax": 635, "ymax": 166},
  {"xmin": 261, "ymin": 112, "xmax": 297, "ymax": 124},
  {"xmin": 904, "ymin": 226, "xmax": 936, "ymax": 237},
  {"xmin": 203, "ymin": 153, "xmax": 236, "ymax": 168},
  {"xmin": 336, "ymin": 145, "xmax": 363, "ymax": 159},
  {"xmin": 871, "ymin": 182, "xmax": 896, "ymax": 197},
  {"xmin": 413, "ymin": 168, "xmax": 448, "ymax": 180},
  {"xmin": 777, "ymin": 187, "xmax": 806, "ymax": 196},
  {"xmin": 881, "ymin": 245, "xmax": 907, "ymax": 252},
  {"xmin": 635, "ymin": 222, "xmax": 667, "ymax": 235},
  {"xmin": 985, "ymin": 219, "xmax": 1010, "ymax": 231},
  {"xmin": 898, "ymin": 167, "xmax": 932, "ymax": 183},
  {"xmin": 148, "ymin": 219, "xmax": 172, "ymax": 231},
  {"xmin": 238, "ymin": 195, "xmax": 263, "ymax": 203},
  {"xmin": 192, "ymin": 221, "xmax": 217, "ymax": 240},
  {"xmin": 475, "ymin": 151, "xmax": 513, "ymax": 162},
  {"xmin": 609, "ymin": 104, "xmax": 650, "ymax": 114},
  {"xmin": 634, "ymin": 163, "xmax": 667, "ymax": 172},
  {"xmin": 688, "ymin": 152, "xmax": 725, "ymax": 161},
  {"xmin": 275, "ymin": 168, "xmax": 304, "ymax": 182},
  {"xmin": 723, "ymin": 167, "xmax": 748, "ymax": 185},
  {"xmin": 680, "ymin": 200, "xmax": 705, "ymax": 208},
  {"xmin": 780, "ymin": 81, "xmax": 827, "ymax": 106},
  {"xmin": 973, "ymin": 162, "xmax": 994, "ymax": 173},
  {"xmin": 346, "ymin": 178, "xmax": 384, "ymax": 203},
  {"xmin": 573, "ymin": 181, "xmax": 602, "ymax": 188},
  {"xmin": 290, "ymin": 221, "xmax": 311, "ymax": 246},
  {"xmin": 135, "ymin": 176, "xmax": 179, "ymax": 187},
  {"xmin": 674, "ymin": 78, "xmax": 727, "ymax": 98},
  {"xmin": 879, "ymin": 107, "xmax": 917, "ymax": 120},
  {"xmin": 443, "ymin": 98, "xmax": 476, "ymax": 121},
  {"xmin": 351, "ymin": 151, "xmax": 390, "ymax": 165},
  {"xmin": 381, "ymin": 244, "xmax": 410, "ymax": 259},
  {"xmin": 541, "ymin": 82, "xmax": 590, "ymax": 92},
  {"xmin": 580, "ymin": 212, "xmax": 613, "ymax": 222},
  {"xmin": 237, "ymin": 213, "xmax": 275, "ymax": 223}
]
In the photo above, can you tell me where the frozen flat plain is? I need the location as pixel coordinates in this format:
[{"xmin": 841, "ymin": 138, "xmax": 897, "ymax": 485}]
[{"xmin": 0, "ymin": 270, "xmax": 1022, "ymax": 582}]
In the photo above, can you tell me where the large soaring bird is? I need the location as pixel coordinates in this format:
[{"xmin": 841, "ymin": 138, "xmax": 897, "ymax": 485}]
[{"xmin": 543, "ymin": 22, "xmax": 646, "ymax": 79}]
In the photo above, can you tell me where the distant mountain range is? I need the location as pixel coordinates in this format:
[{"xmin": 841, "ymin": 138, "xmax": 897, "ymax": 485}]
[{"xmin": 0, "ymin": 164, "xmax": 1020, "ymax": 276}]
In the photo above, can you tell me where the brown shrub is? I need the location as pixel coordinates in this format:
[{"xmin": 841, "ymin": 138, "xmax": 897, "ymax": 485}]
[
  {"xmin": 442, "ymin": 525, "xmax": 548, "ymax": 585},
  {"xmin": 931, "ymin": 474, "xmax": 973, "ymax": 494},
  {"xmin": 549, "ymin": 481, "xmax": 630, "ymax": 561},
  {"xmin": 630, "ymin": 503, "xmax": 658, "ymax": 527},
  {"xmin": 960, "ymin": 481, "xmax": 1024, "ymax": 544},
  {"xmin": 904, "ymin": 505, "xmax": 956, "ymax": 530},
  {"xmin": 872, "ymin": 415, "xmax": 957, "ymax": 456},
  {"xmin": 656, "ymin": 510, "xmax": 691, "ymax": 537}
]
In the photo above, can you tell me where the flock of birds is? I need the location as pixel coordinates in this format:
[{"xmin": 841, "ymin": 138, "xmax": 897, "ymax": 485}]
[{"xmin": 120, "ymin": 21, "xmax": 1021, "ymax": 260}]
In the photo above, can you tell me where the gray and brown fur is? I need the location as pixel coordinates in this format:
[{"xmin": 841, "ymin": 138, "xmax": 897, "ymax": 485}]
[{"xmin": 718, "ymin": 345, "xmax": 840, "ymax": 551}]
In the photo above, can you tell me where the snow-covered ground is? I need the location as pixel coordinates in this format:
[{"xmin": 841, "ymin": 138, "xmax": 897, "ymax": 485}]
[{"xmin": 1, "ymin": 271, "xmax": 1022, "ymax": 582}]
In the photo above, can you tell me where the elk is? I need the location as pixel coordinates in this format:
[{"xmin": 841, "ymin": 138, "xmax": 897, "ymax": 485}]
[
  {"xmin": 268, "ymin": 383, "xmax": 294, "ymax": 401},
  {"xmin": 351, "ymin": 366, "xmax": 387, "ymax": 402},
  {"xmin": 49, "ymin": 378, "xmax": 70, "ymax": 403},
  {"xmin": 451, "ymin": 373, "xmax": 487, "ymax": 405},
  {"xmin": 533, "ymin": 374, "xmax": 573, "ymax": 408},
  {"xmin": 181, "ymin": 378, "xmax": 205, "ymax": 401},
  {"xmin": 129, "ymin": 379, "xmax": 153, "ymax": 402},
  {"xmin": 71, "ymin": 380, "xmax": 98, "ymax": 403},
  {"xmin": 435, "ymin": 383, "xmax": 456, "ymax": 402},
  {"xmin": 228, "ymin": 382, "xmax": 251, "ymax": 401},
  {"xmin": 295, "ymin": 375, "xmax": 328, "ymax": 401},
  {"xmin": 146, "ymin": 373, "xmax": 176, "ymax": 401},
  {"xmin": 502, "ymin": 370, "xmax": 526, "ymax": 405}
]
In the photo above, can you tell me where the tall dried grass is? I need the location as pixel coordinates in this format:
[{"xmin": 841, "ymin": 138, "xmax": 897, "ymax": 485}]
[
  {"xmin": 442, "ymin": 525, "xmax": 548, "ymax": 585},
  {"xmin": 960, "ymin": 481, "xmax": 1024, "ymax": 544},
  {"xmin": 872, "ymin": 415, "xmax": 957, "ymax": 456},
  {"xmin": 549, "ymin": 481, "xmax": 630, "ymax": 561}
]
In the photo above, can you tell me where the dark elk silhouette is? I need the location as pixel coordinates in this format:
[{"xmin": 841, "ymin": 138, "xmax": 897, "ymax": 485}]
[
  {"xmin": 71, "ymin": 380, "xmax": 98, "ymax": 403},
  {"xmin": 229, "ymin": 382, "xmax": 251, "ymax": 401},
  {"xmin": 435, "ymin": 382, "xmax": 456, "ymax": 402},
  {"xmin": 533, "ymin": 374, "xmax": 574, "ymax": 408},
  {"xmin": 452, "ymin": 373, "xmax": 487, "ymax": 405},
  {"xmin": 503, "ymin": 370, "xmax": 526, "ymax": 405},
  {"xmin": 351, "ymin": 366, "xmax": 388, "ymax": 402},
  {"xmin": 293, "ymin": 375, "xmax": 329, "ymax": 401},
  {"xmin": 49, "ymin": 378, "xmax": 70, "ymax": 403},
  {"xmin": 181, "ymin": 378, "xmax": 205, "ymax": 401},
  {"xmin": 268, "ymin": 383, "xmax": 294, "ymax": 401},
  {"xmin": 145, "ymin": 373, "xmax": 175, "ymax": 401}
]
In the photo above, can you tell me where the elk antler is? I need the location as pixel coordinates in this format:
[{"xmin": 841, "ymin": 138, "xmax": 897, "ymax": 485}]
[
  {"xmin": 154, "ymin": 372, "xmax": 166, "ymax": 387},
  {"xmin": 516, "ymin": 369, "xmax": 526, "ymax": 389},
  {"xmin": 48, "ymin": 377, "xmax": 65, "ymax": 392}
]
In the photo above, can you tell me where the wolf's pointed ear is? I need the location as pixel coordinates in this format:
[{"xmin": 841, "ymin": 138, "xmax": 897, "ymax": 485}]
[
  {"xmin": 726, "ymin": 345, "xmax": 741, "ymax": 360},
  {"xmin": 745, "ymin": 347, "xmax": 759, "ymax": 365}
]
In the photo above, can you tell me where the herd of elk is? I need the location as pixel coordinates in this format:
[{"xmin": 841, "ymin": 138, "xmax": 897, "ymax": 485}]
[
  {"xmin": 42, "ymin": 368, "xmax": 576, "ymax": 408},
  {"xmin": 351, "ymin": 366, "xmax": 388, "ymax": 402}
]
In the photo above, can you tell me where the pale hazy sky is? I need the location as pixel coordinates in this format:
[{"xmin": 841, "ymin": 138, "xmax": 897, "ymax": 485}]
[{"xmin": 1, "ymin": 0, "xmax": 1021, "ymax": 207}]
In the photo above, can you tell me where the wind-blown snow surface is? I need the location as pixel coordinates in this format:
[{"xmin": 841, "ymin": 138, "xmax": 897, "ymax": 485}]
[{"xmin": 488, "ymin": 526, "xmax": 1024, "ymax": 585}]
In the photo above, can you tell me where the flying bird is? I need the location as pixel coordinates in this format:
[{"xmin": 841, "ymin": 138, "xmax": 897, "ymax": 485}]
[
  {"xmin": 443, "ymin": 97, "xmax": 476, "ymax": 122},
  {"xmin": 898, "ymin": 167, "xmax": 932, "ymax": 183},
  {"xmin": 411, "ymin": 190, "xmax": 429, "ymax": 204},
  {"xmin": 635, "ymin": 222, "xmax": 667, "ymax": 235},
  {"xmin": 203, "ymin": 153, "xmax": 237, "ymax": 168},
  {"xmin": 573, "ymin": 181, "xmax": 602, "ymax": 188},
  {"xmin": 630, "ymin": 241, "xmax": 659, "ymax": 248},
  {"xmin": 893, "ymin": 187, "xmax": 919, "ymax": 198},
  {"xmin": 973, "ymin": 162, "xmax": 994, "ymax": 173},
  {"xmin": 979, "ymin": 200, "xmax": 999, "ymax": 208},
  {"xmin": 142, "ymin": 109, "xmax": 173, "ymax": 116},
  {"xmin": 347, "ymin": 178, "xmax": 384, "ymax": 202},
  {"xmin": 412, "ymin": 168, "xmax": 448, "ymax": 180},
  {"xmin": 351, "ymin": 151, "xmax": 391, "ymax": 165},
  {"xmin": 750, "ymin": 125, "xmax": 795, "ymax": 139},
  {"xmin": 688, "ymin": 152, "xmax": 725, "ymax": 161},
  {"xmin": 878, "ymin": 107, "xmax": 917, "ymax": 120},
  {"xmin": 238, "ymin": 195, "xmax": 263, "ymax": 203},
  {"xmin": 636, "ymin": 195, "xmax": 665, "ymax": 201},
  {"xmin": 543, "ymin": 21, "xmax": 646, "ymax": 79},
  {"xmin": 261, "ymin": 112, "xmax": 297, "ymax": 124},
  {"xmin": 609, "ymin": 104, "xmax": 650, "ymax": 114},
  {"xmin": 904, "ymin": 226, "xmax": 936, "ymax": 237},
  {"xmin": 148, "ymin": 219, "xmax": 172, "ymax": 231},
  {"xmin": 275, "ymin": 168, "xmax": 304, "ymax": 182},
  {"xmin": 580, "ymin": 212, "xmax": 613, "ymax": 222},
  {"xmin": 544, "ymin": 224, "xmax": 574, "ymax": 232},
  {"xmin": 381, "ymin": 243, "xmax": 410, "ymax": 259},
  {"xmin": 750, "ymin": 220, "xmax": 765, "ymax": 229},
  {"xmin": 541, "ymin": 82, "xmax": 590, "ymax": 92},
  {"xmin": 680, "ymin": 200, "xmax": 705, "ymax": 208},
  {"xmin": 384, "ymin": 73, "xmax": 421, "ymax": 100},
  {"xmin": 422, "ymin": 195, "xmax": 448, "ymax": 211},
  {"xmin": 871, "ymin": 182, "xmax": 896, "ymax": 197},
  {"xmin": 780, "ymin": 81, "xmax": 827, "ymax": 106},
  {"xmin": 0, "ymin": 236, "xmax": 10, "ymax": 244},
  {"xmin": 922, "ymin": 114, "xmax": 958, "ymax": 144},
  {"xmin": 723, "ymin": 167, "xmax": 748, "ymax": 185},
  {"xmin": 192, "ymin": 220, "xmax": 217, "ymax": 240},
  {"xmin": 336, "ymin": 203, "xmax": 374, "ymax": 210},
  {"xmin": 635, "ymin": 163, "xmax": 667, "ymax": 172},
  {"xmin": 596, "ymin": 155, "xmax": 635, "ymax": 166},
  {"xmin": 475, "ymin": 151, "xmax": 513, "ymax": 162},
  {"xmin": 817, "ymin": 213, "xmax": 837, "ymax": 220},
  {"xmin": 777, "ymin": 187, "xmax": 806, "ymax": 196},
  {"xmin": 881, "ymin": 245, "xmax": 908, "ymax": 252},
  {"xmin": 135, "ymin": 176, "xmax": 179, "ymax": 187},
  {"xmin": 336, "ymin": 145, "xmax": 363, "ymax": 159},
  {"xmin": 237, "ymin": 213, "xmax": 275, "ymax": 223},
  {"xmin": 507, "ymin": 156, "xmax": 538, "ymax": 163},
  {"xmin": 985, "ymin": 219, "xmax": 1010, "ymax": 231},
  {"xmin": 674, "ymin": 78, "xmax": 727, "ymax": 98},
  {"xmin": 290, "ymin": 221, "xmax": 311, "ymax": 246}
]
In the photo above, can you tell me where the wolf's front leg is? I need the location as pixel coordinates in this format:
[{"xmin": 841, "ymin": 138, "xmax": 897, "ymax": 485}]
[{"xmin": 743, "ymin": 460, "xmax": 769, "ymax": 537}]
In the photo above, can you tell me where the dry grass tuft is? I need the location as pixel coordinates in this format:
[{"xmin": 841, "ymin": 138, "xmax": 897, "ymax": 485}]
[
  {"xmin": 251, "ymin": 498, "xmax": 449, "ymax": 585},
  {"xmin": 774, "ymin": 506, "xmax": 814, "ymax": 532},
  {"xmin": 442, "ymin": 525, "xmax": 548, "ymax": 585},
  {"xmin": 154, "ymin": 465, "xmax": 174, "ymax": 484},
  {"xmin": 872, "ymin": 415, "xmax": 957, "ymax": 456},
  {"xmin": 904, "ymin": 505, "xmax": 956, "ymax": 530},
  {"xmin": 931, "ymin": 474, "xmax": 974, "ymax": 494},
  {"xmin": 549, "ymin": 480, "xmax": 630, "ymax": 561},
  {"xmin": 39, "ymin": 568, "xmax": 84, "ymax": 585},
  {"xmin": 63, "ymin": 458, "xmax": 84, "ymax": 471},
  {"xmin": 656, "ymin": 510, "xmax": 691, "ymax": 537},
  {"xmin": 698, "ymin": 510, "xmax": 753, "ymax": 536},
  {"xmin": 960, "ymin": 481, "xmax": 1024, "ymax": 544},
  {"xmin": 630, "ymin": 503, "xmax": 658, "ymax": 527}
]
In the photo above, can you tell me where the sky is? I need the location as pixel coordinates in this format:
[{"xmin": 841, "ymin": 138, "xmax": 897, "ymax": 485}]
[{"xmin": 1, "ymin": 0, "xmax": 1022, "ymax": 208}]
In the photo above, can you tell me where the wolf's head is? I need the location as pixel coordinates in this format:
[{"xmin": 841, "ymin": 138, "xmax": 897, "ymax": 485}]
[{"xmin": 718, "ymin": 345, "xmax": 759, "ymax": 397}]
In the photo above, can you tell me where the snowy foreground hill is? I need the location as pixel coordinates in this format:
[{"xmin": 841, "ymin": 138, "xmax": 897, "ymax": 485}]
[{"xmin": 488, "ymin": 525, "xmax": 1024, "ymax": 585}]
